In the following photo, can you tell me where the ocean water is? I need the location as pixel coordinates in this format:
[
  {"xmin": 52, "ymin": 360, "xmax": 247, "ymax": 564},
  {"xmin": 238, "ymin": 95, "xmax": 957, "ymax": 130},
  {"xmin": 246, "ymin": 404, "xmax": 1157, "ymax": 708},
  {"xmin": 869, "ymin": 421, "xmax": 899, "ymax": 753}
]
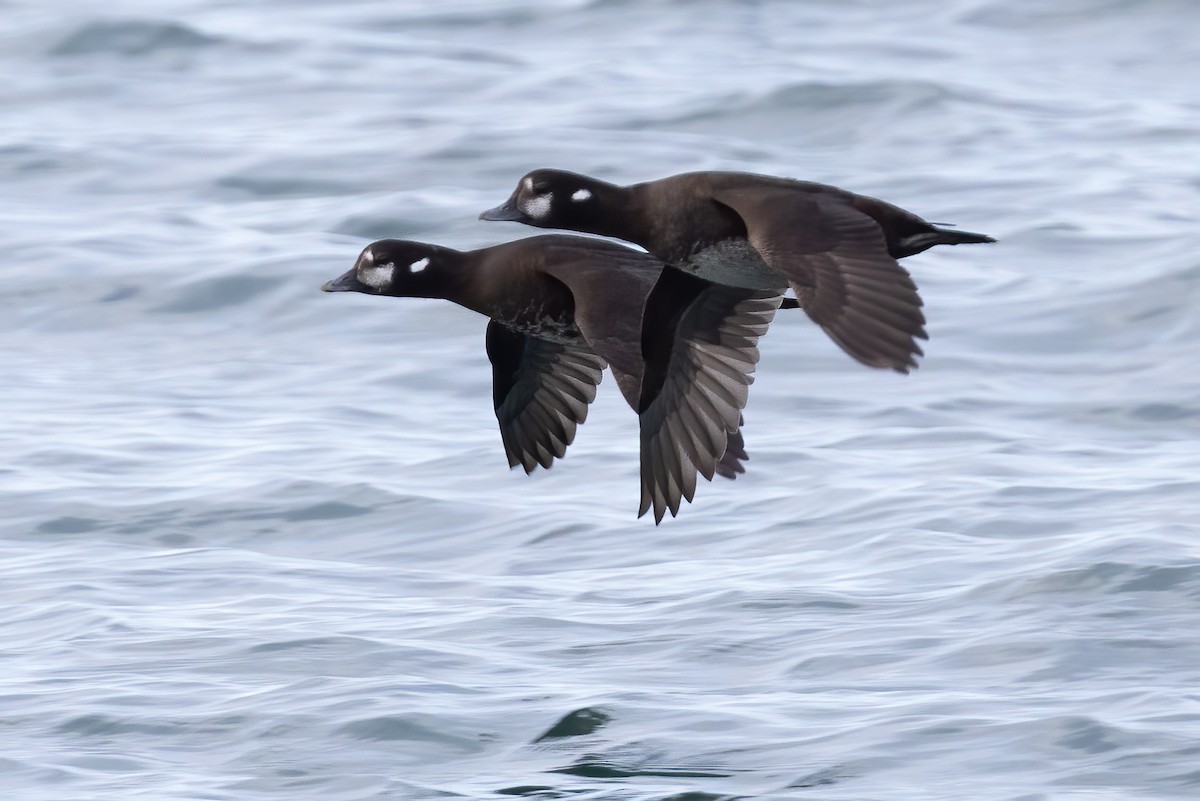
[{"xmin": 2, "ymin": 0, "xmax": 1199, "ymax": 798}]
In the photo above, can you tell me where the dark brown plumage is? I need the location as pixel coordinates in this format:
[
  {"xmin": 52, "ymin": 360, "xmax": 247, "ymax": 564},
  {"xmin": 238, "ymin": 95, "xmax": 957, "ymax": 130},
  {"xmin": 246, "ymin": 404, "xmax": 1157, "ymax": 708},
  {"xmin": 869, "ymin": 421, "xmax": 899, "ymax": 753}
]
[
  {"xmin": 321, "ymin": 235, "xmax": 781, "ymax": 522},
  {"xmin": 481, "ymin": 169, "xmax": 995, "ymax": 373}
]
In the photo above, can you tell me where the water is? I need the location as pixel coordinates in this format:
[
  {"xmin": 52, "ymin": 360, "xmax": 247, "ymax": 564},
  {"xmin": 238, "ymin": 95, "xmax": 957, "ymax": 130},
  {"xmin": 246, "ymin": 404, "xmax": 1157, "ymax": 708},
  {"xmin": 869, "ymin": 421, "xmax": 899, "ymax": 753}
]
[{"xmin": 2, "ymin": 1, "xmax": 1199, "ymax": 798}]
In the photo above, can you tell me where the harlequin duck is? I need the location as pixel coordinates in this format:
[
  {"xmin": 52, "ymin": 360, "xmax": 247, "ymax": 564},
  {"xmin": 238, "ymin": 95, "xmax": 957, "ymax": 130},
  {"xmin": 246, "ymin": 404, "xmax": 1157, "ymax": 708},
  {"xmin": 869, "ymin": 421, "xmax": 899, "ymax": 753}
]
[
  {"xmin": 481, "ymin": 169, "xmax": 994, "ymax": 373},
  {"xmin": 322, "ymin": 235, "xmax": 780, "ymax": 522}
]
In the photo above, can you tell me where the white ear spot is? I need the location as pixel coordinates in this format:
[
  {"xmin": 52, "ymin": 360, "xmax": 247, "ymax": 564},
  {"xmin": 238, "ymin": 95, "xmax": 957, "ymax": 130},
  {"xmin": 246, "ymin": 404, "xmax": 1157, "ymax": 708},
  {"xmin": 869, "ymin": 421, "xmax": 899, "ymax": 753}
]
[
  {"xmin": 360, "ymin": 263, "xmax": 394, "ymax": 289},
  {"xmin": 571, "ymin": 188, "xmax": 591, "ymax": 202},
  {"xmin": 409, "ymin": 257, "xmax": 430, "ymax": 273}
]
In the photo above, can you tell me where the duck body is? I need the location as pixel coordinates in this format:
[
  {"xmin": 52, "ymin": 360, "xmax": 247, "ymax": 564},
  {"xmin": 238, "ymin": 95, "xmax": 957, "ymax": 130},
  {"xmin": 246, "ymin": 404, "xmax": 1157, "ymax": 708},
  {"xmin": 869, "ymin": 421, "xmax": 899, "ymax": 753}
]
[
  {"xmin": 322, "ymin": 234, "xmax": 780, "ymax": 522},
  {"xmin": 482, "ymin": 169, "xmax": 995, "ymax": 372}
]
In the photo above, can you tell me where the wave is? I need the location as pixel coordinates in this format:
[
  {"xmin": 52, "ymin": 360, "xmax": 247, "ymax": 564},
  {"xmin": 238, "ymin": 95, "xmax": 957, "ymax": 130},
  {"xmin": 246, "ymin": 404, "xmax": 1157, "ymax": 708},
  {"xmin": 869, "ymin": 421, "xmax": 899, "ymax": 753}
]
[{"xmin": 51, "ymin": 19, "xmax": 225, "ymax": 58}]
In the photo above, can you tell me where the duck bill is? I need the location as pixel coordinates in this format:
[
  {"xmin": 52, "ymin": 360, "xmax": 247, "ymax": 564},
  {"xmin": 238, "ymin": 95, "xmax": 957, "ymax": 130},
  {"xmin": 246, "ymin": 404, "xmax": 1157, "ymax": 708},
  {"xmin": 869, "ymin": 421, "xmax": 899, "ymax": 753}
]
[
  {"xmin": 479, "ymin": 196, "xmax": 526, "ymax": 222},
  {"xmin": 321, "ymin": 268, "xmax": 367, "ymax": 293}
]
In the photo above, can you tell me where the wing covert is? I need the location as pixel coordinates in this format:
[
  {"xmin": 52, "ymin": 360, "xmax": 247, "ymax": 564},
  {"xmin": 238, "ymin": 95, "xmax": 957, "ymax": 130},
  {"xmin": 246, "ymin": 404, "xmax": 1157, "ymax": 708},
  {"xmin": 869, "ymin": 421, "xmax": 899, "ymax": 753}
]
[{"xmin": 712, "ymin": 187, "xmax": 927, "ymax": 373}]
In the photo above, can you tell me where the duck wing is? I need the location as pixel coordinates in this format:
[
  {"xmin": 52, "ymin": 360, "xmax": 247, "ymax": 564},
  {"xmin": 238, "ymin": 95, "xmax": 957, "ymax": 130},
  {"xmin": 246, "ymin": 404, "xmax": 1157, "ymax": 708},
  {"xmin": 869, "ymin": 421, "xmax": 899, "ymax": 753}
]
[
  {"xmin": 636, "ymin": 272, "xmax": 781, "ymax": 523},
  {"xmin": 710, "ymin": 185, "xmax": 927, "ymax": 373},
  {"xmin": 485, "ymin": 321, "xmax": 606, "ymax": 473},
  {"xmin": 537, "ymin": 238, "xmax": 778, "ymax": 522}
]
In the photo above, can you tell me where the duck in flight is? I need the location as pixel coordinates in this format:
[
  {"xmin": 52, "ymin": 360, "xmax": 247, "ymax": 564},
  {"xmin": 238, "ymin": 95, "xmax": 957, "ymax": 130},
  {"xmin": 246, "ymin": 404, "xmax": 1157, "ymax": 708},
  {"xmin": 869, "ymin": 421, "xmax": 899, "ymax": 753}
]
[
  {"xmin": 321, "ymin": 235, "xmax": 780, "ymax": 522},
  {"xmin": 481, "ymin": 169, "xmax": 994, "ymax": 373}
]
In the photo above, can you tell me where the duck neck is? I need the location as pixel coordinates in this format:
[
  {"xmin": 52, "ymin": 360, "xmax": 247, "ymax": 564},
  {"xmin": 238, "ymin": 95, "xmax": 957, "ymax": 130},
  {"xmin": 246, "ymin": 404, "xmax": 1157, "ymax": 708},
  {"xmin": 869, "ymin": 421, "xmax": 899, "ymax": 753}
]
[
  {"xmin": 398, "ymin": 247, "xmax": 479, "ymax": 312},
  {"xmin": 603, "ymin": 180, "xmax": 657, "ymax": 249},
  {"xmin": 435, "ymin": 252, "xmax": 487, "ymax": 312},
  {"xmin": 574, "ymin": 179, "xmax": 648, "ymax": 243}
]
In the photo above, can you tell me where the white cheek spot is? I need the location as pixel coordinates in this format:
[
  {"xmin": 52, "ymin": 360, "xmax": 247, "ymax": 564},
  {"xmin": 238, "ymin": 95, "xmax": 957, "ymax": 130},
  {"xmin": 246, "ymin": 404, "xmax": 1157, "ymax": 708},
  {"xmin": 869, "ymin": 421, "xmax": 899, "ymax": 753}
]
[
  {"xmin": 523, "ymin": 177, "xmax": 534, "ymax": 191},
  {"xmin": 571, "ymin": 188, "xmax": 591, "ymax": 202},
  {"xmin": 409, "ymin": 257, "xmax": 430, "ymax": 273},
  {"xmin": 360, "ymin": 263, "xmax": 394, "ymax": 288},
  {"xmin": 523, "ymin": 194, "xmax": 551, "ymax": 219}
]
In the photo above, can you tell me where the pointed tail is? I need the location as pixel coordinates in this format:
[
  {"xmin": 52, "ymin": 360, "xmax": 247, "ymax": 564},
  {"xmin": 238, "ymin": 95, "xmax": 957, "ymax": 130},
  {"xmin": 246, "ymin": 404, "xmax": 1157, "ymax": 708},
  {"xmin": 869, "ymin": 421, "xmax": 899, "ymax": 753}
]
[
  {"xmin": 896, "ymin": 225, "xmax": 996, "ymax": 258},
  {"xmin": 932, "ymin": 227, "xmax": 996, "ymax": 246}
]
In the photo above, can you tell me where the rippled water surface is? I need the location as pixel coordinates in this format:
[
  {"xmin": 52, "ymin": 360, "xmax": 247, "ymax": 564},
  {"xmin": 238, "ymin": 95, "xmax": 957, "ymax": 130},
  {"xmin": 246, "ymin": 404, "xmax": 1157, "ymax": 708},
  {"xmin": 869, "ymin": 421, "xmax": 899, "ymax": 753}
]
[{"xmin": 3, "ymin": 1, "xmax": 1199, "ymax": 799}]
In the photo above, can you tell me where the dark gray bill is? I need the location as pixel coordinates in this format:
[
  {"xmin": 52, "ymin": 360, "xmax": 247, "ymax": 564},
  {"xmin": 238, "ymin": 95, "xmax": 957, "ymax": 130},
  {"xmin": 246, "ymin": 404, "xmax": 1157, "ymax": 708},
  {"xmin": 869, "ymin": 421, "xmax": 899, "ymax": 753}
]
[
  {"xmin": 321, "ymin": 269, "xmax": 365, "ymax": 293},
  {"xmin": 478, "ymin": 201, "xmax": 525, "ymax": 222}
]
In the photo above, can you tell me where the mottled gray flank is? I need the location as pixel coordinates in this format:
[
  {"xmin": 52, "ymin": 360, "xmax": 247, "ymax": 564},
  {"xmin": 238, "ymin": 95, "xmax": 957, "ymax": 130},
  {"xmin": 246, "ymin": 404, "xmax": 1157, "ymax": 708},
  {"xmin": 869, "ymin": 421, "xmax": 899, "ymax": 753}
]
[{"xmin": 2, "ymin": 0, "xmax": 1199, "ymax": 800}]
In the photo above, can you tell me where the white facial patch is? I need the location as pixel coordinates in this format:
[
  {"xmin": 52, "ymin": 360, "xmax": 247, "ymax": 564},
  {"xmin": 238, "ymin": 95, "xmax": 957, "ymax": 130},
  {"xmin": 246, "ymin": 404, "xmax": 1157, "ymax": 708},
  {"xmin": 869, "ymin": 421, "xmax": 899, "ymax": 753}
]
[
  {"xmin": 571, "ymin": 188, "xmax": 591, "ymax": 202},
  {"xmin": 409, "ymin": 257, "xmax": 430, "ymax": 273},
  {"xmin": 359, "ymin": 262, "xmax": 394, "ymax": 289},
  {"xmin": 522, "ymin": 194, "xmax": 552, "ymax": 219},
  {"xmin": 523, "ymin": 177, "xmax": 534, "ymax": 192}
]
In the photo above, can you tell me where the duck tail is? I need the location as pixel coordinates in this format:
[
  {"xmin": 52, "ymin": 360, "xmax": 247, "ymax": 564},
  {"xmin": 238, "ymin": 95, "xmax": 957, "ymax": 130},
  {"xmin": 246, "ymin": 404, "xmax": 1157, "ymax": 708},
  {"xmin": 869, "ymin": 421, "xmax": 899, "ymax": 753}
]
[
  {"xmin": 896, "ymin": 225, "xmax": 996, "ymax": 257},
  {"xmin": 931, "ymin": 227, "xmax": 996, "ymax": 246}
]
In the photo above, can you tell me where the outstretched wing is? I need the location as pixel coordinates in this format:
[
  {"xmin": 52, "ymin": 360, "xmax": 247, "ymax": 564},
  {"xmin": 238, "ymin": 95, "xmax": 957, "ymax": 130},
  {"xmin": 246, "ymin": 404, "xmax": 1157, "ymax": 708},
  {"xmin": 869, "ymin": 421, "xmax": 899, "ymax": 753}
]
[
  {"xmin": 637, "ymin": 276, "xmax": 781, "ymax": 523},
  {"xmin": 485, "ymin": 321, "xmax": 606, "ymax": 473},
  {"xmin": 536, "ymin": 237, "xmax": 778, "ymax": 521},
  {"xmin": 711, "ymin": 186, "xmax": 927, "ymax": 373}
]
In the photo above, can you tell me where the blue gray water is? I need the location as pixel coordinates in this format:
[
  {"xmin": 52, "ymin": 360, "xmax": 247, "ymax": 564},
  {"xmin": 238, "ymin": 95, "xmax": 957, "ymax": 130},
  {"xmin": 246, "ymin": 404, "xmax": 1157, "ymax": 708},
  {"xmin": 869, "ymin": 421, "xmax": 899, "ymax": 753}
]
[{"xmin": 3, "ymin": 1, "xmax": 1199, "ymax": 799}]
